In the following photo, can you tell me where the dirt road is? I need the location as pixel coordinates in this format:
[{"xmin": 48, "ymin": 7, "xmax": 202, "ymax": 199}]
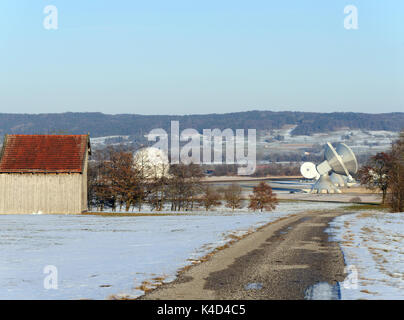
[{"xmin": 139, "ymin": 210, "xmax": 347, "ymax": 300}]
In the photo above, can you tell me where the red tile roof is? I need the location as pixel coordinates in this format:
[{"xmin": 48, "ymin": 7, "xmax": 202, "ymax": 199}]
[{"xmin": 0, "ymin": 135, "xmax": 90, "ymax": 173}]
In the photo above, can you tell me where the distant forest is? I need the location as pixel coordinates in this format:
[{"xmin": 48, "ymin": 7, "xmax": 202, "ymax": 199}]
[{"xmin": 0, "ymin": 111, "xmax": 403, "ymax": 138}]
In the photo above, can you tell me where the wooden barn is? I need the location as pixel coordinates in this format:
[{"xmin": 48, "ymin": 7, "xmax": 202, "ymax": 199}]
[{"xmin": 0, "ymin": 134, "xmax": 91, "ymax": 214}]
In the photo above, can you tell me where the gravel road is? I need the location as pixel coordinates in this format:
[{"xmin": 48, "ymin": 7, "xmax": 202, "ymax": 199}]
[{"xmin": 139, "ymin": 210, "xmax": 347, "ymax": 300}]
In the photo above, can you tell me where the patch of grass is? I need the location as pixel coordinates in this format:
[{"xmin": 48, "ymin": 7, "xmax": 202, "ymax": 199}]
[
  {"xmin": 343, "ymin": 203, "xmax": 388, "ymax": 212},
  {"xmin": 152, "ymin": 276, "xmax": 166, "ymax": 282},
  {"xmin": 226, "ymin": 234, "xmax": 243, "ymax": 241},
  {"xmin": 83, "ymin": 212, "xmax": 189, "ymax": 217},
  {"xmin": 360, "ymin": 289, "xmax": 378, "ymax": 295},
  {"xmin": 278, "ymin": 199, "xmax": 307, "ymax": 203},
  {"xmin": 350, "ymin": 197, "xmax": 362, "ymax": 203}
]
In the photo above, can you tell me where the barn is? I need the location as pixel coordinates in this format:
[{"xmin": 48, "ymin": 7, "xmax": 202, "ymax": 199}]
[{"xmin": 0, "ymin": 134, "xmax": 91, "ymax": 214}]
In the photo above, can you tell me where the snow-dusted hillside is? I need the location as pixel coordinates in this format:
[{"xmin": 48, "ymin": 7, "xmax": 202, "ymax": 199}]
[
  {"xmin": 259, "ymin": 127, "xmax": 399, "ymax": 156},
  {"xmin": 90, "ymin": 135, "xmax": 130, "ymax": 149},
  {"xmin": 90, "ymin": 129, "xmax": 399, "ymax": 161}
]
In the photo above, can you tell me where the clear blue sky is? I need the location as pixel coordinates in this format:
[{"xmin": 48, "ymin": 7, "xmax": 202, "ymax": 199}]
[{"xmin": 1, "ymin": 1, "xmax": 403, "ymax": 115}]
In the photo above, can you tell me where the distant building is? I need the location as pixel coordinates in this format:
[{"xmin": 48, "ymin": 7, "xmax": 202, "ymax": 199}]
[{"xmin": 0, "ymin": 135, "xmax": 91, "ymax": 214}]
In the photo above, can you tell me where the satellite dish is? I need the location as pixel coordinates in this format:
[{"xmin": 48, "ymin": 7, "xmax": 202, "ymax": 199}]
[
  {"xmin": 300, "ymin": 162, "xmax": 320, "ymax": 180},
  {"xmin": 329, "ymin": 172, "xmax": 347, "ymax": 187},
  {"xmin": 336, "ymin": 143, "xmax": 358, "ymax": 176},
  {"xmin": 316, "ymin": 142, "xmax": 358, "ymax": 177},
  {"xmin": 310, "ymin": 142, "xmax": 358, "ymax": 194}
]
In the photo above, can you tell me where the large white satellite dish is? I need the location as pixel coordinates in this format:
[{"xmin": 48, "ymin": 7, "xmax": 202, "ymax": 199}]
[
  {"xmin": 309, "ymin": 142, "xmax": 358, "ymax": 194},
  {"xmin": 316, "ymin": 142, "xmax": 358, "ymax": 178}
]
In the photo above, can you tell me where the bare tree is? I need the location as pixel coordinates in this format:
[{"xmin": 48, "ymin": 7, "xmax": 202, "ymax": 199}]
[
  {"xmin": 88, "ymin": 147, "xmax": 206, "ymax": 213},
  {"xmin": 186, "ymin": 163, "xmax": 204, "ymax": 210},
  {"xmin": 358, "ymin": 152, "xmax": 393, "ymax": 204},
  {"xmin": 199, "ymin": 185, "xmax": 221, "ymax": 211},
  {"xmin": 389, "ymin": 132, "xmax": 404, "ymax": 212},
  {"xmin": 100, "ymin": 150, "xmax": 143, "ymax": 212},
  {"xmin": 87, "ymin": 161, "xmax": 99, "ymax": 211},
  {"xmin": 248, "ymin": 182, "xmax": 278, "ymax": 212},
  {"xmin": 147, "ymin": 174, "xmax": 169, "ymax": 211},
  {"xmin": 167, "ymin": 163, "xmax": 203, "ymax": 211},
  {"xmin": 224, "ymin": 183, "xmax": 243, "ymax": 211}
]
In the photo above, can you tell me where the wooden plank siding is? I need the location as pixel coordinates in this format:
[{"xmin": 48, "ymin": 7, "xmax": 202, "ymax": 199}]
[
  {"xmin": 0, "ymin": 151, "xmax": 89, "ymax": 214},
  {"xmin": 0, "ymin": 172, "xmax": 86, "ymax": 214}
]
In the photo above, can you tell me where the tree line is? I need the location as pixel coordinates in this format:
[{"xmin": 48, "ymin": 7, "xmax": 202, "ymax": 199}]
[
  {"xmin": 359, "ymin": 131, "xmax": 404, "ymax": 212},
  {"xmin": 87, "ymin": 148, "xmax": 278, "ymax": 213},
  {"xmin": 1, "ymin": 111, "xmax": 404, "ymax": 138}
]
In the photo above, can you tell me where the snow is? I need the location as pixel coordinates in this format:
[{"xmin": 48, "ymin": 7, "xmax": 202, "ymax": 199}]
[
  {"xmin": 90, "ymin": 135, "xmax": 130, "ymax": 148},
  {"xmin": 259, "ymin": 128, "xmax": 398, "ymax": 156},
  {"xmin": 304, "ymin": 282, "xmax": 340, "ymax": 300},
  {"xmin": 327, "ymin": 211, "xmax": 404, "ymax": 299},
  {"xmin": 89, "ymin": 129, "xmax": 398, "ymax": 159},
  {"xmin": 0, "ymin": 201, "xmax": 345, "ymax": 300}
]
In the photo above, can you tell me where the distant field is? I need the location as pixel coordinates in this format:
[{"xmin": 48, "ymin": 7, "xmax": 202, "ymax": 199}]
[
  {"xmin": 203, "ymin": 175, "xmax": 303, "ymax": 182},
  {"xmin": 204, "ymin": 177, "xmax": 382, "ymax": 204}
]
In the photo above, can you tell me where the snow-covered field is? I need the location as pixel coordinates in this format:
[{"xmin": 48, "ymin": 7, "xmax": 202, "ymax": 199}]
[
  {"xmin": 328, "ymin": 211, "xmax": 404, "ymax": 299},
  {"xmin": 0, "ymin": 202, "xmax": 345, "ymax": 300}
]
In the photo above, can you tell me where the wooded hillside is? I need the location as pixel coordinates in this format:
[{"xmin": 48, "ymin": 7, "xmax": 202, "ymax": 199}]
[{"xmin": 0, "ymin": 111, "xmax": 403, "ymax": 138}]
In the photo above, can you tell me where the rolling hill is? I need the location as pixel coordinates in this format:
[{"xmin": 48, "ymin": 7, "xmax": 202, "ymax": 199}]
[{"xmin": 0, "ymin": 111, "xmax": 403, "ymax": 138}]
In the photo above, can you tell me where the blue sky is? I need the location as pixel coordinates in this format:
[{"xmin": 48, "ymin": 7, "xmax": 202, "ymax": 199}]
[{"xmin": 1, "ymin": 1, "xmax": 403, "ymax": 114}]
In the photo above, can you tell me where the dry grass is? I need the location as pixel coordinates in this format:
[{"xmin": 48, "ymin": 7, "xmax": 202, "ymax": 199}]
[
  {"xmin": 340, "ymin": 187, "xmax": 381, "ymax": 194},
  {"xmin": 226, "ymin": 234, "xmax": 243, "ymax": 241},
  {"xmin": 109, "ymin": 275, "xmax": 168, "ymax": 299},
  {"xmin": 360, "ymin": 289, "xmax": 378, "ymax": 295},
  {"xmin": 343, "ymin": 204, "xmax": 388, "ymax": 212},
  {"xmin": 84, "ymin": 212, "xmax": 190, "ymax": 217},
  {"xmin": 357, "ymin": 212, "xmax": 377, "ymax": 219}
]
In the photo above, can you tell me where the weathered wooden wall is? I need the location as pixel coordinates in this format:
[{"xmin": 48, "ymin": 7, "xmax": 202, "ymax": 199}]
[
  {"xmin": 81, "ymin": 151, "xmax": 88, "ymax": 213},
  {"xmin": 0, "ymin": 172, "xmax": 86, "ymax": 214}
]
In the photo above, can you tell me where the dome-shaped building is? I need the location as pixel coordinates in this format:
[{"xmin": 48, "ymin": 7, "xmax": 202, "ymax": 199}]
[{"xmin": 133, "ymin": 147, "xmax": 170, "ymax": 179}]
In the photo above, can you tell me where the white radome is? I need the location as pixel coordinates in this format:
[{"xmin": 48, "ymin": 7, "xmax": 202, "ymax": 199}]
[{"xmin": 133, "ymin": 147, "xmax": 170, "ymax": 178}]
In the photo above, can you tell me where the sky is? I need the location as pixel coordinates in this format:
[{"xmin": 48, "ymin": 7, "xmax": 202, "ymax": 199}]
[{"xmin": 1, "ymin": 1, "xmax": 403, "ymax": 115}]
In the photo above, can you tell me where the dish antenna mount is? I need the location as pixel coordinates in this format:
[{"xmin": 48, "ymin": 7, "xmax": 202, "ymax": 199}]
[{"xmin": 300, "ymin": 142, "xmax": 358, "ymax": 194}]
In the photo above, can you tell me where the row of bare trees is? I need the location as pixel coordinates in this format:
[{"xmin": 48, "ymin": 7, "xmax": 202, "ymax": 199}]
[
  {"xmin": 199, "ymin": 184, "xmax": 246, "ymax": 211},
  {"xmin": 199, "ymin": 182, "xmax": 278, "ymax": 212},
  {"xmin": 359, "ymin": 131, "xmax": 404, "ymax": 212},
  {"xmin": 88, "ymin": 149, "xmax": 278, "ymax": 212},
  {"xmin": 88, "ymin": 149, "xmax": 204, "ymax": 212}
]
